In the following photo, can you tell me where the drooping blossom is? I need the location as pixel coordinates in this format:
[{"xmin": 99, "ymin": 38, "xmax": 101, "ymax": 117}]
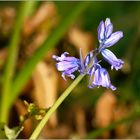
[
  {"xmin": 101, "ymin": 49, "xmax": 124, "ymax": 70},
  {"xmin": 52, "ymin": 52, "xmax": 80, "ymax": 80},
  {"xmin": 88, "ymin": 64, "xmax": 116, "ymax": 91}
]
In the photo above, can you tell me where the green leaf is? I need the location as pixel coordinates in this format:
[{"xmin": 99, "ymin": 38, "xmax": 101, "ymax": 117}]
[
  {"xmin": 0, "ymin": 123, "xmax": 24, "ymax": 139},
  {"xmin": 4, "ymin": 125, "xmax": 24, "ymax": 139}
]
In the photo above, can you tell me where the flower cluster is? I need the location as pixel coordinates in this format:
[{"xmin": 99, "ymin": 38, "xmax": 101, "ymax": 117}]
[{"xmin": 53, "ymin": 18, "xmax": 124, "ymax": 91}]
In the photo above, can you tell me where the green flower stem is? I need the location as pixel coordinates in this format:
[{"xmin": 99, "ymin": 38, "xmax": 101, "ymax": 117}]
[
  {"xmin": 29, "ymin": 74, "xmax": 85, "ymax": 139},
  {"xmin": 8, "ymin": 2, "xmax": 90, "ymax": 107},
  {"xmin": 0, "ymin": 1, "xmax": 37, "ymax": 123}
]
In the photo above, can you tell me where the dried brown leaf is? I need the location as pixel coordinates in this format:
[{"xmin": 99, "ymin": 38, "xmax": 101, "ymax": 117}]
[
  {"xmin": 113, "ymin": 105, "xmax": 129, "ymax": 138},
  {"xmin": 68, "ymin": 27, "xmax": 94, "ymax": 57},
  {"xmin": 25, "ymin": 32, "xmax": 48, "ymax": 58},
  {"xmin": 32, "ymin": 61, "xmax": 58, "ymax": 128},
  {"xmin": 23, "ymin": 2, "xmax": 57, "ymax": 37},
  {"xmin": 75, "ymin": 107, "xmax": 86, "ymax": 137},
  {"xmin": 0, "ymin": 7, "xmax": 16, "ymax": 37},
  {"xmin": 95, "ymin": 90, "xmax": 117, "ymax": 138}
]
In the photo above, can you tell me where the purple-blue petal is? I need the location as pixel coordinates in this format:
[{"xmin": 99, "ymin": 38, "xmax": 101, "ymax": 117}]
[
  {"xmin": 105, "ymin": 18, "xmax": 111, "ymax": 26},
  {"xmin": 63, "ymin": 57, "xmax": 79, "ymax": 62},
  {"xmin": 101, "ymin": 49, "xmax": 124, "ymax": 70},
  {"xmin": 90, "ymin": 67, "xmax": 116, "ymax": 90},
  {"xmin": 105, "ymin": 24, "xmax": 113, "ymax": 38},
  {"xmin": 56, "ymin": 61, "xmax": 77, "ymax": 71},
  {"xmin": 53, "ymin": 52, "xmax": 80, "ymax": 80},
  {"xmin": 87, "ymin": 65, "xmax": 95, "ymax": 76},
  {"xmin": 104, "ymin": 31, "xmax": 123, "ymax": 48},
  {"xmin": 84, "ymin": 51, "xmax": 93, "ymax": 68},
  {"xmin": 79, "ymin": 48, "xmax": 85, "ymax": 74},
  {"xmin": 52, "ymin": 52, "xmax": 69, "ymax": 61},
  {"xmin": 105, "ymin": 18, "xmax": 113, "ymax": 38},
  {"xmin": 87, "ymin": 56, "xmax": 100, "ymax": 76},
  {"xmin": 98, "ymin": 21, "xmax": 105, "ymax": 42},
  {"xmin": 62, "ymin": 66, "xmax": 78, "ymax": 80}
]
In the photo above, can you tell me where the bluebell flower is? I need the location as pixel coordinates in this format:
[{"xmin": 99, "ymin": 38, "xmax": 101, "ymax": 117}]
[
  {"xmin": 101, "ymin": 49, "xmax": 124, "ymax": 70},
  {"xmin": 88, "ymin": 64, "xmax": 116, "ymax": 91},
  {"xmin": 53, "ymin": 18, "xmax": 124, "ymax": 91},
  {"xmin": 52, "ymin": 52, "xmax": 80, "ymax": 80},
  {"xmin": 98, "ymin": 18, "xmax": 124, "ymax": 70},
  {"xmin": 98, "ymin": 18, "xmax": 123, "ymax": 50}
]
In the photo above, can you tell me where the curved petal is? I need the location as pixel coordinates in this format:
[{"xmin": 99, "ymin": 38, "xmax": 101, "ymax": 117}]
[
  {"xmin": 92, "ymin": 68, "xmax": 101, "ymax": 85},
  {"xmin": 64, "ymin": 57, "xmax": 79, "ymax": 62},
  {"xmin": 105, "ymin": 18, "xmax": 113, "ymax": 38},
  {"xmin": 52, "ymin": 52, "xmax": 69, "ymax": 61},
  {"xmin": 104, "ymin": 31, "xmax": 123, "ymax": 48},
  {"xmin": 62, "ymin": 66, "xmax": 78, "ymax": 80},
  {"xmin": 110, "ymin": 85, "xmax": 116, "ymax": 91},
  {"xmin": 87, "ymin": 65, "xmax": 95, "ymax": 76},
  {"xmin": 105, "ymin": 24, "xmax": 113, "ymax": 38},
  {"xmin": 105, "ymin": 18, "xmax": 111, "ymax": 26},
  {"xmin": 101, "ymin": 49, "xmax": 124, "ymax": 70},
  {"xmin": 100, "ymin": 68, "xmax": 116, "ymax": 90},
  {"xmin": 84, "ymin": 51, "xmax": 93, "ymax": 68},
  {"xmin": 98, "ymin": 21, "xmax": 105, "ymax": 42},
  {"xmin": 56, "ymin": 60, "xmax": 79, "ymax": 71},
  {"xmin": 100, "ymin": 68, "xmax": 110, "ymax": 87}
]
